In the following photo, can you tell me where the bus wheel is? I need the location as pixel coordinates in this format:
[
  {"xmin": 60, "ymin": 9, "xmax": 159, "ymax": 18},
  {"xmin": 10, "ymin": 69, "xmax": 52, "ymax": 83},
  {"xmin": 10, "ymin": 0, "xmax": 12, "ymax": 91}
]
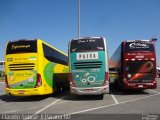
[
  {"xmin": 57, "ymin": 83, "xmax": 62, "ymax": 93},
  {"xmin": 62, "ymin": 83, "xmax": 67, "ymax": 91},
  {"xmin": 98, "ymin": 94, "xmax": 104, "ymax": 100}
]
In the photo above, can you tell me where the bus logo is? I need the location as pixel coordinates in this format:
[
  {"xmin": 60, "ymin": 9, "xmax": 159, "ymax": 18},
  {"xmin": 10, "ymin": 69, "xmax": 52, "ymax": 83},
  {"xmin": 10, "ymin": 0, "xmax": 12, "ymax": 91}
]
[
  {"xmin": 7, "ymin": 58, "xmax": 13, "ymax": 62},
  {"xmin": 77, "ymin": 73, "xmax": 97, "ymax": 83},
  {"xmin": 77, "ymin": 52, "xmax": 98, "ymax": 60},
  {"xmin": 129, "ymin": 42, "xmax": 149, "ymax": 49}
]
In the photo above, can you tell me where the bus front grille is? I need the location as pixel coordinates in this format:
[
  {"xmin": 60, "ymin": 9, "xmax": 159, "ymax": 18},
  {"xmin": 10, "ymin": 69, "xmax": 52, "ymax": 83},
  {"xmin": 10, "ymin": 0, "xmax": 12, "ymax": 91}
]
[
  {"xmin": 74, "ymin": 61, "xmax": 102, "ymax": 69},
  {"xmin": 9, "ymin": 63, "xmax": 35, "ymax": 71}
]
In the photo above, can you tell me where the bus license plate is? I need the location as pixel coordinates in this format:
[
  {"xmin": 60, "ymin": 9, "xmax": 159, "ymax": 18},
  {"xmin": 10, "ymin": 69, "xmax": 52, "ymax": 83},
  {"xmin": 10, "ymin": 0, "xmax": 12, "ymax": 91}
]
[
  {"xmin": 85, "ymin": 89, "xmax": 93, "ymax": 92},
  {"xmin": 18, "ymin": 90, "xmax": 25, "ymax": 94},
  {"xmin": 138, "ymin": 85, "xmax": 143, "ymax": 88}
]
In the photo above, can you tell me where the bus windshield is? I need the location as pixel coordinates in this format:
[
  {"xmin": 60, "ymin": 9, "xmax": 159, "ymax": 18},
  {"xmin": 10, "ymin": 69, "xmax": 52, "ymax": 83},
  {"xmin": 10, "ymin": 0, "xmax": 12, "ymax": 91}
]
[
  {"xmin": 6, "ymin": 40, "xmax": 37, "ymax": 55},
  {"xmin": 125, "ymin": 41, "xmax": 154, "ymax": 53},
  {"xmin": 126, "ymin": 61, "xmax": 154, "ymax": 73},
  {"xmin": 70, "ymin": 38, "xmax": 105, "ymax": 52}
]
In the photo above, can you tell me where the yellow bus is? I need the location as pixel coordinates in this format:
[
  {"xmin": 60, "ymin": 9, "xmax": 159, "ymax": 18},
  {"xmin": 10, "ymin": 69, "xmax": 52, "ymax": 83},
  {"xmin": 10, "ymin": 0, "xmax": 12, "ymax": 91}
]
[{"xmin": 5, "ymin": 39, "xmax": 69, "ymax": 96}]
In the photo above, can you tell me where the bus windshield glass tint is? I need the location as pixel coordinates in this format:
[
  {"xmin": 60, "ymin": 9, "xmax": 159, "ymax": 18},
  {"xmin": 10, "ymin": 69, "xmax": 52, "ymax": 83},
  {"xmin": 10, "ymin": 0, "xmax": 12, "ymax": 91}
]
[
  {"xmin": 70, "ymin": 38, "xmax": 105, "ymax": 52},
  {"xmin": 126, "ymin": 61, "xmax": 154, "ymax": 73}
]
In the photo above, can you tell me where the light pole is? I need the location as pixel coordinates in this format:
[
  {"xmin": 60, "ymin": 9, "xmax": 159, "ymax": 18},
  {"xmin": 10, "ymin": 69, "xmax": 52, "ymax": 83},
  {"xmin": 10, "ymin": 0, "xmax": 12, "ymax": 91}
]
[{"xmin": 78, "ymin": 0, "xmax": 80, "ymax": 38}]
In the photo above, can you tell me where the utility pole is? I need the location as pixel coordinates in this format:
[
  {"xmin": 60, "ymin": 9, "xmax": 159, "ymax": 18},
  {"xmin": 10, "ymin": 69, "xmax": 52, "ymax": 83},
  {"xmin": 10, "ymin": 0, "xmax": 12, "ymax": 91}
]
[{"xmin": 78, "ymin": 0, "xmax": 80, "ymax": 38}]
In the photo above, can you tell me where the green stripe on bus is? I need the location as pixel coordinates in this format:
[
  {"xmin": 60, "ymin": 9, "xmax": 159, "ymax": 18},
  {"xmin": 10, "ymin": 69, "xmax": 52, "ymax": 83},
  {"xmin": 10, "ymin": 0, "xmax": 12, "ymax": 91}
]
[{"xmin": 44, "ymin": 62, "xmax": 56, "ymax": 88}]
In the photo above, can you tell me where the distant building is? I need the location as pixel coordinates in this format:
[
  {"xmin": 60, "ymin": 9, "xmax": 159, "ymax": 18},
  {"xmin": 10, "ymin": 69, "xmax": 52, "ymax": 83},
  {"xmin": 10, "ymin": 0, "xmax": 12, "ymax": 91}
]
[{"xmin": 0, "ymin": 61, "xmax": 5, "ymax": 71}]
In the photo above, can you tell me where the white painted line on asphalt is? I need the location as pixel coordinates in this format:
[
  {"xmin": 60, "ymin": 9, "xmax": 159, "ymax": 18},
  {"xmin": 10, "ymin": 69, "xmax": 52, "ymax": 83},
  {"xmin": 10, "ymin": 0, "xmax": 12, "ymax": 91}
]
[
  {"xmin": 69, "ymin": 103, "xmax": 117, "ymax": 115},
  {"xmin": 111, "ymin": 94, "xmax": 119, "ymax": 104},
  {"xmin": 119, "ymin": 92, "xmax": 160, "ymax": 104},
  {"xmin": 148, "ymin": 89, "xmax": 160, "ymax": 94},
  {"xmin": 35, "ymin": 94, "xmax": 68, "ymax": 114},
  {"xmin": 4, "ymin": 97, "xmax": 69, "ymax": 113},
  {"xmin": 3, "ymin": 94, "xmax": 68, "ymax": 113},
  {"xmin": 69, "ymin": 92, "xmax": 160, "ymax": 115}
]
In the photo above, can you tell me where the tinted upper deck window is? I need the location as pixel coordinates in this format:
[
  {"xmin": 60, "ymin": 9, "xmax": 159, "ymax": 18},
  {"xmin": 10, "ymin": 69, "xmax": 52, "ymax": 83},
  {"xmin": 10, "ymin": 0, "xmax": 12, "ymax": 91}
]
[
  {"xmin": 70, "ymin": 38, "xmax": 105, "ymax": 53},
  {"xmin": 6, "ymin": 40, "xmax": 37, "ymax": 54},
  {"xmin": 125, "ymin": 41, "xmax": 154, "ymax": 53}
]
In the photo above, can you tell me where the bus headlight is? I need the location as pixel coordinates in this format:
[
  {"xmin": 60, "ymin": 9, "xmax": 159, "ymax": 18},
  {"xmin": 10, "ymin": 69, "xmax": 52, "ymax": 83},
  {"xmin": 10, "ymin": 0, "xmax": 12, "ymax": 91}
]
[
  {"xmin": 73, "ymin": 74, "xmax": 79, "ymax": 78},
  {"xmin": 127, "ymin": 74, "xmax": 132, "ymax": 78}
]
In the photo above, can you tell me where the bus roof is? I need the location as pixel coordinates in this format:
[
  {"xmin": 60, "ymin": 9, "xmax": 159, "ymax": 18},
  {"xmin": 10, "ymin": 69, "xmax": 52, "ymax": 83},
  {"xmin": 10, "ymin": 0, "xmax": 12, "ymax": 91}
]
[
  {"xmin": 124, "ymin": 38, "xmax": 158, "ymax": 43},
  {"xmin": 8, "ymin": 39, "xmax": 36, "ymax": 43},
  {"xmin": 71, "ymin": 36, "xmax": 103, "ymax": 40},
  {"xmin": 124, "ymin": 40, "xmax": 152, "ymax": 42}
]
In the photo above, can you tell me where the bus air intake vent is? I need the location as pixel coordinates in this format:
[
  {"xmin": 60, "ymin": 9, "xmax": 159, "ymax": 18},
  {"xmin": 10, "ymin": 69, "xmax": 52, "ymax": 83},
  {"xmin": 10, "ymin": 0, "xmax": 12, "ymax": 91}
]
[
  {"xmin": 9, "ymin": 63, "xmax": 35, "ymax": 71},
  {"xmin": 74, "ymin": 61, "xmax": 102, "ymax": 69}
]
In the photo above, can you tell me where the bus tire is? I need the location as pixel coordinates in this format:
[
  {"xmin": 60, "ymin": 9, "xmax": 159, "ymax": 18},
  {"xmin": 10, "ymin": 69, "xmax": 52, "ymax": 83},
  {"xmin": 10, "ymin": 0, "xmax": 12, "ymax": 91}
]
[
  {"xmin": 57, "ymin": 83, "xmax": 62, "ymax": 93},
  {"xmin": 98, "ymin": 94, "xmax": 104, "ymax": 100}
]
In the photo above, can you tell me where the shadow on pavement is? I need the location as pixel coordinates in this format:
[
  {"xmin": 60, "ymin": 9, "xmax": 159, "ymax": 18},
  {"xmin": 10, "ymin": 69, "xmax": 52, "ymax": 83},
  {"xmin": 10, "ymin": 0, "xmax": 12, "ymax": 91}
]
[
  {"xmin": 0, "ymin": 83, "xmax": 153, "ymax": 102},
  {"xmin": 0, "ymin": 94, "xmax": 51, "ymax": 102},
  {"xmin": 110, "ymin": 84, "xmax": 150, "ymax": 95},
  {"xmin": 63, "ymin": 94, "xmax": 104, "ymax": 101}
]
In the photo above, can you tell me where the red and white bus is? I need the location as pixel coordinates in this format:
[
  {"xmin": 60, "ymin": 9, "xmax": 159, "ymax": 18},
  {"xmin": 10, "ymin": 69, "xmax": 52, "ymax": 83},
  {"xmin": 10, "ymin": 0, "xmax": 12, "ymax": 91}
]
[{"xmin": 109, "ymin": 39, "xmax": 157, "ymax": 90}]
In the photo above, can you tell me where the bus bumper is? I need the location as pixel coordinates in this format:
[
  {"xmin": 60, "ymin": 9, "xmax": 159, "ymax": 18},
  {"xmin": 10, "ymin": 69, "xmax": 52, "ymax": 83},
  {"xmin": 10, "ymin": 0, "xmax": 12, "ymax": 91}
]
[
  {"xmin": 5, "ymin": 87, "xmax": 45, "ymax": 96},
  {"xmin": 70, "ymin": 85, "xmax": 109, "ymax": 95},
  {"xmin": 123, "ymin": 82, "xmax": 157, "ymax": 90}
]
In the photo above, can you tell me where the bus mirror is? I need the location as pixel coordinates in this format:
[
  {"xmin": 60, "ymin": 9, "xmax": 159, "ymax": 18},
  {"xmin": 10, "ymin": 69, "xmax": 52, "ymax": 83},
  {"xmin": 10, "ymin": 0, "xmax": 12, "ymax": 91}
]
[{"xmin": 151, "ymin": 38, "xmax": 157, "ymax": 42}]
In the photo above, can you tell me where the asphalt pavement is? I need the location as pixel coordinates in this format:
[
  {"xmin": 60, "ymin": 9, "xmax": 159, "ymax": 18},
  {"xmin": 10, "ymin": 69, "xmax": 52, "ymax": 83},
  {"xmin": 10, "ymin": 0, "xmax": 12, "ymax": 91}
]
[{"xmin": 0, "ymin": 79, "xmax": 160, "ymax": 120}]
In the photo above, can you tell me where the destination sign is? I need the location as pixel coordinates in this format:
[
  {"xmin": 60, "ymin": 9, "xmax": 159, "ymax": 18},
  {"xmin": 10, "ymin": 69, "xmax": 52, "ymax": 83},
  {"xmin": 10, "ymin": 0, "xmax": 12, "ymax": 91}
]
[
  {"xmin": 77, "ymin": 52, "xmax": 98, "ymax": 60},
  {"xmin": 129, "ymin": 42, "xmax": 149, "ymax": 49}
]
